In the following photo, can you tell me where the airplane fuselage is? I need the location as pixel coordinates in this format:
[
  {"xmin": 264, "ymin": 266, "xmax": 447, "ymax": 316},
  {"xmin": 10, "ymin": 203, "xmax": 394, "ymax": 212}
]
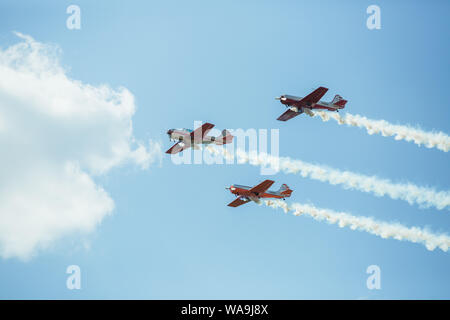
[
  {"xmin": 229, "ymin": 184, "xmax": 287, "ymax": 200},
  {"xmin": 280, "ymin": 95, "xmax": 344, "ymax": 112},
  {"xmin": 166, "ymin": 129, "xmax": 217, "ymax": 144},
  {"xmin": 227, "ymin": 180, "xmax": 292, "ymax": 207}
]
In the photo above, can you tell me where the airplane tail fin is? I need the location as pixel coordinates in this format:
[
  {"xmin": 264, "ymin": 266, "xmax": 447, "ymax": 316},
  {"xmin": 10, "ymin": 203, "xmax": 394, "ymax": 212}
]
[
  {"xmin": 215, "ymin": 129, "xmax": 234, "ymax": 145},
  {"xmin": 331, "ymin": 95, "xmax": 347, "ymax": 108},
  {"xmin": 279, "ymin": 184, "xmax": 293, "ymax": 198}
]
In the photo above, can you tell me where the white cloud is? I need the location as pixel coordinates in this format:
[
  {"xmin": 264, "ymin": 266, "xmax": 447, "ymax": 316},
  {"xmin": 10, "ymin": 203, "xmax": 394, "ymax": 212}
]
[{"xmin": 0, "ymin": 33, "xmax": 162, "ymax": 260}]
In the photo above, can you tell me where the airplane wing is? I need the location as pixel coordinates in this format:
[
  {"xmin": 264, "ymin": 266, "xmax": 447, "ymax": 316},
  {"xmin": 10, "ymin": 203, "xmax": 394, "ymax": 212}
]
[
  {"xmin": 227, "ymin": 197, "xmax": 250, "ymax": 207},
  {"xmin": 300, "ymin": 86, "xmax": 328, "ymax": 105},
  {"xmin": 165, "ymin": 141, "xmax": 191, "ymax": 154},
  {"xmin": 277, "ymin": 109, "xmax": 302, "ymax": 121},
  {"xmin": 190, "ymin": 123, "xmax": 215, "ymax": 141},
  {"xmin": 248, "ymin": 180, "xmax": 275, "ymax": 195}
]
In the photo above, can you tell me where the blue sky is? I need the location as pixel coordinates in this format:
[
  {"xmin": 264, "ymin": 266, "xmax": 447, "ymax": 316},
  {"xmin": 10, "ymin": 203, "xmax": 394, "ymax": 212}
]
[{"xmin": 0, "ymin": 0, "xmax": 449, "ymax": 299}]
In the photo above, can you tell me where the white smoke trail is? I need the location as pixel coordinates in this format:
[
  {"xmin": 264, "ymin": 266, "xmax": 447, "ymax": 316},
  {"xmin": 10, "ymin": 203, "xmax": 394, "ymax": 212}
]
[
  {"xmin": 206, "ymin": 147, "xmax": 450, "ymax": 210},
  {"xmin": 264, "ymin": 199, "xmax": 450, "ymax": 252},
  {"xmin": 314, "ymin": 111, "xmax": 450, "ymax": 152}
]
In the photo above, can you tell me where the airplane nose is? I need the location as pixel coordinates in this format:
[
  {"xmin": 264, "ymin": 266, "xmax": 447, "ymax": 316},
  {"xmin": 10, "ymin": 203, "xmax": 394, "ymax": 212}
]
[{"xmin": 167, "ymin": 129, "xmax": 173, "ymax": 135}]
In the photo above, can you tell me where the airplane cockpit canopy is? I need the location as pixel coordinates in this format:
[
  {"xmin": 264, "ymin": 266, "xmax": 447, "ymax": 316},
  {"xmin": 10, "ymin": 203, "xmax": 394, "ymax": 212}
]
[{"xmin": 176, "ymin": 128, "xmax": 193, "ymax": 133}]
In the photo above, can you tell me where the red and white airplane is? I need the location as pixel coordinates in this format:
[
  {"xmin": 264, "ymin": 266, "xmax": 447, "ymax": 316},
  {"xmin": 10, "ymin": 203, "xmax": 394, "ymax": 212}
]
[
  {"xmin": 166, "ymin": 122, "xmax": 234, "ymax": 154},
  {"xmin": 226, "ymin": 180, "xmax": 293, "ymax": 207},
  {"xmin": 276, "ymin": 86, "xmax": 347, "ymax": 121}
]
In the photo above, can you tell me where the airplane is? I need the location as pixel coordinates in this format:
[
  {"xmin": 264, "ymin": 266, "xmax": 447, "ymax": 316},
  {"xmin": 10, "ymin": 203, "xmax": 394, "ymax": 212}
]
[
  {"xmin": 275, "ymin": 86, "xmax": 347, "ymax": 121},
  {"xmin": 226, "ymin": 180, "xmax": 293, "ymax": 207},
  {"xmin": 165, "ymin": 122, "xmax": 234, "ymax": 154}
]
